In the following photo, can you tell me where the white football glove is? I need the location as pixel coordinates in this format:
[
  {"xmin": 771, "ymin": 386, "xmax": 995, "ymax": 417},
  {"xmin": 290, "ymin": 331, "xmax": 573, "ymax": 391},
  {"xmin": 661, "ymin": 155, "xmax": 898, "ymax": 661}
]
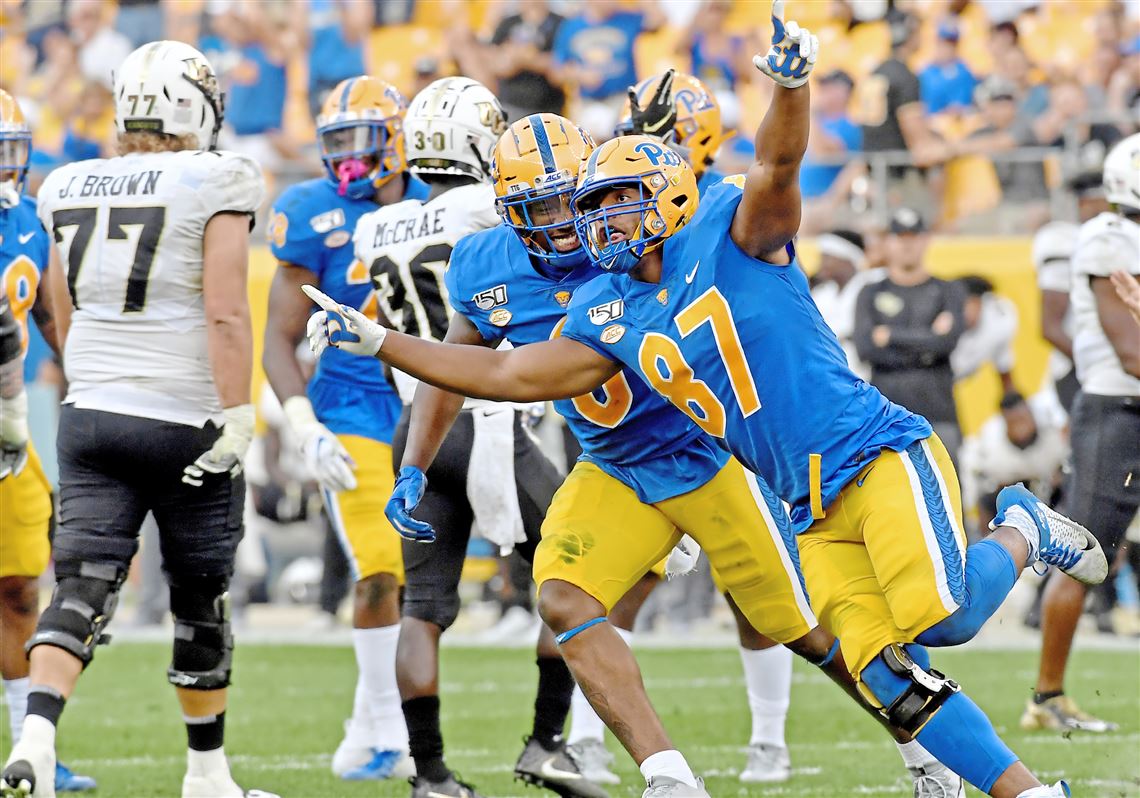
[
  {"xmin": 665, "ymin": 534, "xmax": 702, "ymax": 579},
  {"xmin": 182, "ymin": 404, "xmax": 256, "ymax": 486},
  {"xmin": 753, "ymin": 0, "xmax": 818, "ymax": 89},
  {"xmin": 283, "ymin": 395, "xmax": 357, "ymax": 492},
  {"xmin": 0, "ymin": 390, "xmax": 29, "ymax": 480},
  {"xmin": 303, "ymin": 284, "xmax": 387, "ymax": 358}
]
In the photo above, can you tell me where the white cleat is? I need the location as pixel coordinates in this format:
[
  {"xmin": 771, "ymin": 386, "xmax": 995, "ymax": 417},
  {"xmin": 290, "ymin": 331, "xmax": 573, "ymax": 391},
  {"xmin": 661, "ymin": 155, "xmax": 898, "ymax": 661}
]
[
  {"xmin": 182, "ymin": 772, "xmax": 280, "ymax": 798},
  {"xmin": 567, "ymin": 739, "xmax": 620, "ymax": 785},
  {"xmin": 331, "ymin": 719, "xmax": 375, "ymax": 777},
  {"xmin": 992, "ymin": 484, "xmax": 1107, "ymax": 585},
  {"xmin": 642, "ymin": 776, "xmax": 710, "ymax": 797},
  {"xmin": 1014, "ymin": 781, "xmax": 1071, "ymax": 797},
  {"xmin": 739, "ymin": 743, "xmax": 790, "ymax": 783},
  {"xmin": 910, "ymin": 760, "xmax": 966, "ymax": 798},
  {"xmin": 1, "ymin": 740, "xmax": 56, "ymax": 798}
]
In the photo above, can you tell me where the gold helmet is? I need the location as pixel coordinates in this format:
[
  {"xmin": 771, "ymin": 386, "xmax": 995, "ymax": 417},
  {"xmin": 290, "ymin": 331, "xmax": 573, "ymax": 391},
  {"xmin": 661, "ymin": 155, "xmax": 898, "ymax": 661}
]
[
  {"xmin": 616, "ymin": 72, "xmax": 723, "ymax": 179},
  {"xmin": 570, "ymin": 135, "xmax": 698, "ymax": 274},
  {"xmin": 492, "ymin": 113, "xmax": 595, "ymax": 268},
  {"xmin": 0, "ymin": 90, "xmax": 31, "ymax": 195},
  {"xmin": 317, "ymin": 76, "xmax": 408, "ymax": 198}
]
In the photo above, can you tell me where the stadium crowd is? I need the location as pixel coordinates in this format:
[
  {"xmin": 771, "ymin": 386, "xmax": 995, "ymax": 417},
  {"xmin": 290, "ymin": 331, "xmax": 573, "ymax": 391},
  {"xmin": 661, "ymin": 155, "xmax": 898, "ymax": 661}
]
[{"xmin": 1, "ymin": 1, "xmax": 1138, "ymax": 797}]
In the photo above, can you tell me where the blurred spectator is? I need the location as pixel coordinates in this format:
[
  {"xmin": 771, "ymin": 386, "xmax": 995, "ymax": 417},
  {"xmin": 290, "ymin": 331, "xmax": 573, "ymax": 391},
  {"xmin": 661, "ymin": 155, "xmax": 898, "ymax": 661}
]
[
  {"xmin": 1032, "ymin": 77, "xmax": 1122, "ymax": 158},
  {"xmin": 856, "ymin": 12, "xmax": 948, "ymax": 217},
  {"xmin": 201, "ymin": 0, "xmax": 298, "ymax": 173},
  {"xmin": 808, "ymin": 229, "xmax": 883, "ymax": 378},
  {"xmin": 289, "ymin": 0, "xmax": 373, "ymax": 120},
  {"xmin": 992, "ymin": 45, "xmax": 1048, "ymax": 119},
  {"xmin": 976, "ymin": 0, "xmax": 1038, "ymax": 25},
  {"xmin": 114, "ymin": 0, "xmax": 165, "ymax": 50},
  {"xmin": 679, "ymin": 0, "xmax": 753, "ymax": 95},
  {"xmin": 1107, "ymin": 35, "xmax": 1140, "ymax": 131},
  {"xmin": 802, "ymin": 70, "xmax": 862, "ymax": 201},
  {"xmin": 854, "ymin": 208, "xmax": 967, "ymax": 464},
  {"xmin": 67, "ymin": 0, "xmax": 133, "ymax": 89},
  {"xmin": 20, "ymin": 0, "xmax": 68, "ymax": 69},
  {"xmin": 952, "ymin": 275, "xmax": 1017, "ymax": 391},
  {"xmin": 552, "ymin": 0, "xmax": 664, "ymax": 139},
  {"xmin": 60, "ymin": 79, "xmax": 116, "ymax": 161},
  {"xmin": 989, "ymin": 19, "xmax": 1020, "ymax": 51},
  {"xmin": 412, "ymin": 56, "xmax": 445, "ymax": 97},
  {"xmin": 487, "ymin": 0, "xmax": 568, "ymax": 121},
  {"xmin": 919, "ymin": 19, "xmax": 978, "ymax": 114}
]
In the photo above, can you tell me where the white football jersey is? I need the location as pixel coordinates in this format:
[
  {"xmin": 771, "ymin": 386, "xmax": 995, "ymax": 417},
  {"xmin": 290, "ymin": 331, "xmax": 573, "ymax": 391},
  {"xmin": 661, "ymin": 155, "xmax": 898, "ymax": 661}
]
[
  {"xmin": 1070, "ymin": 212, "xmax": 1140, "ymax": 396},
  {"xmin": 37, "ymin": 149, "xmax": 264, "ymax": 425},
  {"xmin": 353, "ymin": 182, "xmax": 499, "ymax": 402}
]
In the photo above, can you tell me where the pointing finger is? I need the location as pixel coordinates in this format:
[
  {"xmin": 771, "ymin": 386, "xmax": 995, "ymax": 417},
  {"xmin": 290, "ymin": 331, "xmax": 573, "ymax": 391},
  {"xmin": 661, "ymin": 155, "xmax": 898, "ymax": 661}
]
[
  {"xmin": 772, "ymin": 0, "xmax": 785, "ymax": 23},
  {"xmin": 302, "ymin": 284, "xmax": 339, "ymax": 312}
]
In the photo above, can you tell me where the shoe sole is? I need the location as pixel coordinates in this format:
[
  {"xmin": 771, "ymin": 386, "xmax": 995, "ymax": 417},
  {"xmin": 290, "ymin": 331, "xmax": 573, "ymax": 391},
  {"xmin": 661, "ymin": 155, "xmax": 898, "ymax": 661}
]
[{"xmin": 514, "ymin": 769, "xmax": 607, "ymax": 798}]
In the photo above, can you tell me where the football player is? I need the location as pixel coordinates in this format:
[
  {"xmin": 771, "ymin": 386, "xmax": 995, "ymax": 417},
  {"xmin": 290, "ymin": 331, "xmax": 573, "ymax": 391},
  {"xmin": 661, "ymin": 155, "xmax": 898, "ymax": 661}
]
[
  {"xmin": 263, "ymin": 75, "xmax": 427, "ymax": 781},
  {"xmin": 1024, "ymin": 134, "xmax": 1139, "ymax": 734},
  {"xmin": 0, "ymin": 89, "xmax": 96, "ymax": 796},
  {"xmin": 349, "ymin": 77, "xmax": 603, "ymax": 798},
  {"xmin": 302, "ymin": 5, "xmax": 1106, "ymax": 797},
  {"xmin": 308, "ymin": 109, "xmax": 967, "ymax": 798},
  {"xmin": 1, "ymin": 43, "xmax": 276, "ymax": 798}
]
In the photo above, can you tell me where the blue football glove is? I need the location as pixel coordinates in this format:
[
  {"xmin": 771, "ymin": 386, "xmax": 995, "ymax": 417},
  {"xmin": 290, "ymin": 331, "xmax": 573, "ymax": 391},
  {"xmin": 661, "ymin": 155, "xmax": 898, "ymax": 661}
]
[{"xmin": 385, "ymin": 466, "xmax": 434, "ymax": 542}]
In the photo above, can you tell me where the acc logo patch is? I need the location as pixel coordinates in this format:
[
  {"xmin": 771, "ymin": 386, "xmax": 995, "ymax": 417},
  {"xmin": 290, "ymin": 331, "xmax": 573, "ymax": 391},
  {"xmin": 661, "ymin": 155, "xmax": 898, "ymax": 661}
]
[
  {"xmin": 324, "ymin": 230, "xmax": 351, "ymax": 248},
  {"xmin": 489, "ymin": 308, "xmax": 513, "ymax": 327},
  {"xmin": 554, "ymin": 290, "xmax": 572, "ymax": 308},
  {"xmin": 600, "ymin": 324, "xmax": 625, "ymax": 344},
  {"xmin": 309, "ymin": 208, "xmax": 346, "ymax": 234},
  {"xmin": 268, "ymin": 211, "xmax": 288, "ymax": 248},
  {"xmin": 473, "ymin": 284, "xmax": 508, "ymax": 311},
  {"xmin": 587, "ymin": 299, "xmax": 624, "ymax": 325}
]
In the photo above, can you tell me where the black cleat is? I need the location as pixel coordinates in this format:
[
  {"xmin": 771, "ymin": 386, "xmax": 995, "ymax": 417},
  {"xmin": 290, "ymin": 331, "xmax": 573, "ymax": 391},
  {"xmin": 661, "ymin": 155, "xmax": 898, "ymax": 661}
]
[
  {"xmin": 409, "ymin": 773, "xmax": 484, "ymax": 798},
  {"xmin": 514, "ymin": 736, "xmax": 610, "ymax": 798}
]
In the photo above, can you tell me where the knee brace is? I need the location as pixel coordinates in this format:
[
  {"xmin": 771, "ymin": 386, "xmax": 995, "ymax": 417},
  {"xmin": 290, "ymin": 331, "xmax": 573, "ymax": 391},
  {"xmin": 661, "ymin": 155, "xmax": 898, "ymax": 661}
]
[
  {"xmin": 167, "ymin": 577, "xmax": 233, "ymax": 690},
  {"xmin": 27, "ymin": 562, "xmax": 125, "ymax": 666},
  {"xmin": 858, "ymin": 644, "xmax": 960, "ymax": 736}
]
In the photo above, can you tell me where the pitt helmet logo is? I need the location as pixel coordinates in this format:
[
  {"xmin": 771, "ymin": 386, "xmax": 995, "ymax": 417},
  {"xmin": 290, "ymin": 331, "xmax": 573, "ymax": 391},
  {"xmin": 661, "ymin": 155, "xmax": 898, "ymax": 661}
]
[
  {"xmin": 554, "ymin": 290, "xmax": 572, "ymax": 308},
  {"xmin": 587, "ymin": 299, "xmax": 624, "ymax": 325},
  {"xmin": 634, "ymin": 141, "xmax": 681, "ymax": 167}
]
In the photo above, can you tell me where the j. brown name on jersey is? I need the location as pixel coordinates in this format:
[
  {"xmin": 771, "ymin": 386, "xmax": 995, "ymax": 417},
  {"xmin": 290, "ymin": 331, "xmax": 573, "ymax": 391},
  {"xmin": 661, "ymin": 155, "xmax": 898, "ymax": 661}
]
[{"xmin": 56, "ymin": 170, "xmax": 162, "ymax": 199}]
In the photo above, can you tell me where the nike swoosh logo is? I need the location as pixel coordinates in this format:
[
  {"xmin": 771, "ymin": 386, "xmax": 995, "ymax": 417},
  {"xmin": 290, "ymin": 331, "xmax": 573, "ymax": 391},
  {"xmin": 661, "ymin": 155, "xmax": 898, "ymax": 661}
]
[
  {"xmin": 18, "ymin": 232, "xmax": 35, "ymax": 244},
  {"xmin": 685, "ymin": 260, "xmax": 700, "ymax": 284},
  {"xmin": 539, "ymin": 757, "xmax": 583, "ymax": 781}
]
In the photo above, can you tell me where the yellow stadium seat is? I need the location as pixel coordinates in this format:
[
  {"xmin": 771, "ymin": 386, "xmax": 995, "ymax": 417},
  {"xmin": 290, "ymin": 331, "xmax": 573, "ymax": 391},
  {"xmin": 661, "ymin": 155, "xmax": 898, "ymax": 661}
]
[
  {"xmin": 635, "ymin": 26, "xmax": 688, "ymax": 81},
  {"xmin": 942, "ymin": 155, "xmax": 1002, "ymax": 223},
  {"xmin": 368, "ymin": 25, "xmax": 445, "ymax": 96},
  {"xmin": 840, "ymin": 21, "xmax": 890, "ymax": 80}
]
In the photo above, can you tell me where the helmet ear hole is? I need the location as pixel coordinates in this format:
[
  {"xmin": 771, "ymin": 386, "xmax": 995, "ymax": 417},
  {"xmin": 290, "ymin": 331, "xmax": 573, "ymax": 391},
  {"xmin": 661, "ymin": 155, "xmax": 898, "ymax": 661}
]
[{"xmin": 671, "ymin": 193, "xmax": 690, "ymax": 208}]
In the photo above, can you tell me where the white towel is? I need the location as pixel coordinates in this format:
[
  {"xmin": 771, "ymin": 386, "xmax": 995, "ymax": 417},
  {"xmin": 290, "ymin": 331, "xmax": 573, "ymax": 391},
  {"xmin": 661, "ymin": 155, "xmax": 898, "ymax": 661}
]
[
  {"xmin": 665, "ymin": 534, "xmax": 702, "ymax": 578},
  {"xmin": 467, "ymin": 405, "xmax": 526, "ymax": 555}
]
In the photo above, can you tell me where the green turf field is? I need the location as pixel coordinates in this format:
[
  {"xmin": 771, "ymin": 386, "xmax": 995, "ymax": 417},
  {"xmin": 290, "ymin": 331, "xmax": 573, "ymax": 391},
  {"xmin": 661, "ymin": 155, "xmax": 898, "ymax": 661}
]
[{"xmin": 2, "ymin": 643, "xmax": 1136, "ymax": 797}]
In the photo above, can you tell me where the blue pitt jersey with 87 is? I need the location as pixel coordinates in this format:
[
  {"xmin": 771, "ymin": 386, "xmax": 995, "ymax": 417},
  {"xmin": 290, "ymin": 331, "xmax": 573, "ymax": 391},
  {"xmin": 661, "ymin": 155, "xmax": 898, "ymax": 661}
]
[
  {"xmin": 270, "ymin": 175, "xmax": 429, "ymax": 442},
  {"xmin": 445, "ymin": 225, "xmax": 727, "ymax": 504},
  {"xmin": 562, "ymin": 177, "xmax": 931, "ymax": 531},
  {"xmin": 0, "ymin": 195, "xmax": 49, "ymax": 353}
]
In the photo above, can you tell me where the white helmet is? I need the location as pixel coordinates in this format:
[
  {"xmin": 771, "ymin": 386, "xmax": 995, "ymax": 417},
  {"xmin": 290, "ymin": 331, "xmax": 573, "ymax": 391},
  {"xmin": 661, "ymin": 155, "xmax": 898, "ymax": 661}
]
[
  {"xmin": 114, "ymin": 41, "xmax": 223, "ymax": 151},
  {"xmin": 1103, "ymin": 132, "xmax": 1140, "ymax": 211},
  {"xmin": 404, "ymin": 77, "xmax": 507, "ymax": 182}
]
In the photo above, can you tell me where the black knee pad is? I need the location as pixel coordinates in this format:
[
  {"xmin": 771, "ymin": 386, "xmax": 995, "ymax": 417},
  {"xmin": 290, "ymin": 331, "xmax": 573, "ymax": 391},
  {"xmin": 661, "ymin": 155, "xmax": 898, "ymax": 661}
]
[
  {"xmin": 167, "ymin": 576, "xmax": 233, "ymax": 690},
  {"xmin": 858, "ymin": 644, "xmax": 960, "ymax": 736},
  {"xmin": 28, "ymin": 562, "xmax": 125, "ymax": 666},
  {"xmin": 405, "ymin": 594, "xmax": 461, "ymax": 632}
]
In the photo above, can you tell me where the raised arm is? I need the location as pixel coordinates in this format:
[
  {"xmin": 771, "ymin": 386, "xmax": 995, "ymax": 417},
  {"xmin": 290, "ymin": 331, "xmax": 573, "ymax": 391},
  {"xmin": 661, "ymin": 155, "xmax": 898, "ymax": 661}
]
[
  {"xmin": 731, "ymin": 0, "xmax": 817, "ymax": 263},
  {"xmin": 303, "ymin": 285, "xmax": 620, "ymax": 402}
]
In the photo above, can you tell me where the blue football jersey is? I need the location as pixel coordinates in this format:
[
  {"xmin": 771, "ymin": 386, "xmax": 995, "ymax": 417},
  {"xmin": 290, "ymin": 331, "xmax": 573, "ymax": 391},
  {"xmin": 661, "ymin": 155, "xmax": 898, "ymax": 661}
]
[
  {"xmin": 0, "ymin": 195, "xmax": 49, "ymax": 353},
  {"xmin": 562, "ymin": 178, "xmax": 931, "ymax": 531},
  {"xmin": 446, "ymin": 225, "xmax": 727, "ymax": 503},
  {"xmin": 270, "ymin": 175, "xmax": 429, "ymax": 442}
]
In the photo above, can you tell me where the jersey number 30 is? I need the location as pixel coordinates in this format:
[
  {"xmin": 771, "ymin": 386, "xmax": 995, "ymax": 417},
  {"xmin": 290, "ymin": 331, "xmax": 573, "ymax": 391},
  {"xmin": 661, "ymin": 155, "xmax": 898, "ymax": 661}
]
[{"xmin": 52, "ymin": 206, "xmax": 166, "ymax": 312}]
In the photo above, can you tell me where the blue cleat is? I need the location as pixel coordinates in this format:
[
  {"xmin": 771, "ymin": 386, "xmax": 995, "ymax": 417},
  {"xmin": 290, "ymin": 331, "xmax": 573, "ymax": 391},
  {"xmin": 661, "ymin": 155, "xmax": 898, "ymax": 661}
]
[
  {"xmin": 55, "ymin": 762, "xmax": 97, "ymax": 792},
  {"xmin": 340, "ymin": 749, "xmax": 407, "ymax": 781},
  {"xmin": 992, "ymin": 484, "xmax": 1108, "ymax": 585}
]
